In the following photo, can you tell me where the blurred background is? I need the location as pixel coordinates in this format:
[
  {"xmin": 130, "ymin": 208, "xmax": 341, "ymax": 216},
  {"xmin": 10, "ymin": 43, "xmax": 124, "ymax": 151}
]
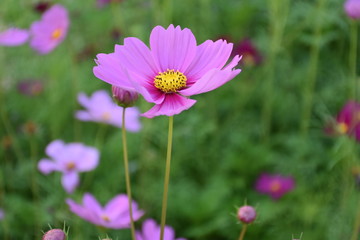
[{"xmin": 1, "ymin": 0, "xmax": 360, "ymax": 239}]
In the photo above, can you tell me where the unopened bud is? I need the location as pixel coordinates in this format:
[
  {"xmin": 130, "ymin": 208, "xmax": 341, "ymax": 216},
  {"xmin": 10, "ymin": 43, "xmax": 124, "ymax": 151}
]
[
  {"xmin": 42, "ymin": 229, "xmax": 66, "ymax": 240},
  {"xmin": 237, "ymin": 205, "xmax": 256, "ymax": 224},
  {"xmin": 111, "ymin": 85, "xmax": 138, "ymax": 108}
]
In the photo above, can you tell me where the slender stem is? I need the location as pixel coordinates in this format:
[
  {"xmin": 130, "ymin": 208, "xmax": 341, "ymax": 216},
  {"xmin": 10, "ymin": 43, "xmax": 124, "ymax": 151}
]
[
  {"xmin": 349, "ymin": 20, "xmax": 358, "ymax": 100},
  {"xmin": 238, "ymin": 224, "xmax": 248, "ymax": 240},
  {"xmin": 122, "ymin": 107, "xmax": 136, "ymax": 240},
  {"xmin": 160, "ymin": 116, "xmax": 174, "ymax": 240},
  {"xmin": 351, "ymin": 199, "xmax": 360, "ymax": 240}
]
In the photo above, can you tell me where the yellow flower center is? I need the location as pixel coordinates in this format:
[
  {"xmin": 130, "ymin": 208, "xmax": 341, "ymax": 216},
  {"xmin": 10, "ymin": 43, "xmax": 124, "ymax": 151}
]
[
  {"xmin": 51, "ymin": 28, "xmax": 62, "ymax": 40},
  {"xmin": 101, "ymin": 112, "xmax": 111, "ymax": 121},
  {"xmin": 270, "ymin": 181, "xmax": 281, "ymax": 192},
  {"xmin": 154, "ymin": 69, "xmax": 187, "ymax": 93},
  {"xmin": 66, "ymin": 162, "xmax": 76, "ymax": 171},
  {"xmin": 101, "ymin": 215, "xmax": 110, "ymax": 222},
  {"xmin": 337, "ymin": 122, "xmax": 348, "ymax": 134}
]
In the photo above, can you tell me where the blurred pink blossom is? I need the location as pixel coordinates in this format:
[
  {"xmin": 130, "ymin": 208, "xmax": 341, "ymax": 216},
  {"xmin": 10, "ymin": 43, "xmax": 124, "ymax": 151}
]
[
  {"xmin": 326, "ymin": 101, "xmax": 360, "ymax": 141},
  {"xmin": 237, "ymin": 205, "xmax": 256, "ymax": 224},
  {"xmin": 38, "ymin": 140, "xmax": 99, "ymax": 193},
  {"xmin": 66, "ymin": 193, "xmax": 144, "ymax": 229},
  {"xmin": 232, "ymin": 38, "xmax": 262, "ymax": 66},
  {"xmin": 136, "ymin": 219, "xmax": 186, "ymax": 240},
  {"xmin": 76, "ymin": 90, "xmax": 142, "ymax": 132},
  {"xmin": 255, "ymin": 173, "xmax": 295, "ymax": 200},
  {"xmin": 30, "ymin": 4, "xmax": 69, "ymax": 54},
  {"xmin": 93, "ymin": 24, "xmax": 241, "ymax": 118},
  {"xmin": 0, "ymin": 28, "xmax": 29, "ymax": 46},
  {"xmin": 344, "ymin": 0, "xmax": 360, "ymax": 19}
]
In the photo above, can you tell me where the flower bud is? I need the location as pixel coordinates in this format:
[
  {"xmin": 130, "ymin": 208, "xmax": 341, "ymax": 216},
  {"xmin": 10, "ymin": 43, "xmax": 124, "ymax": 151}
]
[
  {"xmin": 237, "ymin": 205, "xmax": 256, "ymax": 224},
  {"xmin": 345, "ymin": 0, "xmax": 360, "ymax": 19},
  {"xmin": 112, "ymin": 85, "xmax": 138, "ymax": 108},
  {"xmin": 42, "ymin": 229, "xmax": 66, "ymax": 240}
]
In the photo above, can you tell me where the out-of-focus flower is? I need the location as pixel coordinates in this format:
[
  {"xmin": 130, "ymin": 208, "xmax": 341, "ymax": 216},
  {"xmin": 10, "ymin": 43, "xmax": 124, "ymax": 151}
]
[
  {"xmin": 237, "ymin": 205, "xmax": 256, "ymax": 224},
  {"xmin": 136, "ymin": 219, "xmax": 186, "ymax": 240},
  {"xmin": 22, "ymin": 121, "xmax": 38, "ymax": 135},
  {"xmin": 0, "ymin": 28, "xmax": 29, "ymax": 46},
  {"xmin": 232, "ymin": 38, "xmax": 262, "ymax": 66},
  {"xmin": 326, "ymin": 101, "xmax": 360, "ymax": 141},
  {"xmin": 344, "ymin": 0, "xmax": 360, "ymax": 19},
  {"xmin": 112, "ymin": 85, "xmax": 139, "ymax": 108},
  {"xmin": 17, "ymin": 79, "xmax": 44, "ymax": 96},
  {"xmin": 76, "ymin": 90, "xmax": 141, "ymax": 132},
  {"xmin": 66, "ymin": 193, "xmax": 144, "ymax": 229},
  {"xmin": 42, "ymin": 229, "xmax": 66, "ymax": 240},
  {"xmin": 93, "ymin": 24, "xmax": 241, "ymax": 118},
  {"xmin": 0, "ymin": 209, "xmax": 4, "ymax": 220},
  {"xmin": 30, "ymin": 4, "xmax": 69, "ymax": 54},
  {"xmin": 34, "ymin": 2, "xmax": 51, "ymax": 13},
  {"xmin": 255, "ymin": 173, "xmax": 295, "ymax": 199},
  {"xmin": 97, "ymin": 0, "xmax": 123, "ymax": 8},
  {"xmin": 1, "ymin": 136, "xmax": 12, "ymax": 150},
  {"xmin": 38, "ymin": 140, "xmax": 99, "ymax": 193}
]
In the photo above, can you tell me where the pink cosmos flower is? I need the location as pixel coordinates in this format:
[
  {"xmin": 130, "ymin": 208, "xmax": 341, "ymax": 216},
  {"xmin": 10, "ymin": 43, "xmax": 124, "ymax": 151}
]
[
  {"xmin": 30, "ymin": 4, "xmax": 69, "ymax": 54},
  {"xmin": 38, "ymin": 140, "xmax": 99, "ymax": 193},
  {"xmin": 136, "ymin": 219, "xmax": 186, "ymax": 240},
  {"xmin": 75, "ymin": 90, "xmax": 142, "ymax": 132},
  {"xmin": 326, "ymin": 101, "xmax": 360, "ymax": 141},
  {"xmin": 255, "ymin": 173, "xmax": 295, "ymax": 200},
  {"xmin": 66, "ymin": 193, "xmax": 144, "ymax": 229},
  {"xmin": 232, "ymin": 38, "xmax": 262, "ymax": 66},
  {"xmin": 345, "ymin": 0, "xmax": 360, "ymax": 19},
  {"xmin": 0, "ymin": 28, "xmax": 29, "ymax": 46},
  {"xmin": 93, "ymin": 24, "xmax": 241, "ymax": 118}
]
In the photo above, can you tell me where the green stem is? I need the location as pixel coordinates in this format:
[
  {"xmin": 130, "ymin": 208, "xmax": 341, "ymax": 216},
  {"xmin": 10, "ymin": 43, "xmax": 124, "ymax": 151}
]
[
  {"xmin": 238, "ymin": 224, "xmax": 248, "ymax": 240},
  {"xmin": 122, "ymin": 108, "xmax": 136, "ymax": 240},
  {"xmin": 349, "ymin": 20, "xmax": 358, "ymax": 100},
  {"xmin": 351, "ymin": 199, "xmax": 360, "ymax": 240},
  {"xmin": 160, "ymin": 116, "xmax": 174, "ymax": 240}
]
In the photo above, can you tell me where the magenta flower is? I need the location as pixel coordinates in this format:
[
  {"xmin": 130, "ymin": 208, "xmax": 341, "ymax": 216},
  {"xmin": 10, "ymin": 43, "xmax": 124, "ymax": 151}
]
[
  {"xmin": 0, "ymin": 28, "xmax": 29, "ymax": 46},
  {"xmin": 93, "ymin": 24, "xmax": 241, "ymax": 118},
  {"xmin": 75, "ymin": 90, "xmax": 142, "ymax": 132},
  {"xmin": 136, "ymin": 219, "xmax": 186, "ymax": 240},
  {"xmin": 255, "ymin": 173, "xmax": 295, "ymax": 200},
  {"xmin": 345, "ymin": 0, "xmax": 360, "ymax": 19},
  {"xmin": 38, "ymin": 140, "xmax": 99, "ymax": 193},
  {"xmin": 326, "ymin": 101, "xmax": 360, "ymax": 141},
  {"xmin": 30, "ymin": 4, "xmax": 69, "ymax": 54},
  {"xmin": 66, "ymin": 193, "xmax": 144, "ymax": 229},
  {"xmin": 232, "ymin": 38, "xmax": 262, "ymax": 66}
]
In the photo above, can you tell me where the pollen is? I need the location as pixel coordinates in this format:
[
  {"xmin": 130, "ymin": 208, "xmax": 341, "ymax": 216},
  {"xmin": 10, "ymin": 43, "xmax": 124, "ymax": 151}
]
[
  {"xmin": 337, "ymin": 122, "xmax": 348, "ymax": 134},
  {"xmin": 270, "ymin": 181, "xmax": 281, "ymax": 192},
  {"xmin": 101, "ymin": 215, "xmax": 110, "ymax": 222},
  {"xmin": 51, "ymin": 28, "xmax": 62, "ymax": 40},
  {"xmin": 66, "ymin": 162, "xmax": 76, "ymax": 171},
  {"xmin": 101, "ymin": 112, "xmax": 111, "ymax": 121},
  {"xmin": 154, "ymin": 69, "xmax": 187, "ymax": 93}
]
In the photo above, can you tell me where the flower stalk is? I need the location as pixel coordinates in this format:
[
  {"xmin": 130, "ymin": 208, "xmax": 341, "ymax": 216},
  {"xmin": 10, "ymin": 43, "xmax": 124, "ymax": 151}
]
[
  {"xmin": 121, "ymin": 107, "xmax": 136, "ymax": 240},
  {"xmin": 160, "ymin": 116, "xmax": 174, "ymax": 240},
  {"xmin": 238, "ymin": 224, "xmax": 248, "ymax": 240}
]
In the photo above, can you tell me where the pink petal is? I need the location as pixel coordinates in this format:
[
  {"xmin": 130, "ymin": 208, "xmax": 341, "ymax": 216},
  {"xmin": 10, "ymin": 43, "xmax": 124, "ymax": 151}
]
[
  {"xmin": 83, "ymin": 193, "xmax": 103, "ymax": 217},
  {"xmin": 38, "ymin": 159, "xmax": 59, "ymax": 174},
  {"xmin": 180, "ymin": 68, "xmax": 240, "ymax": 96},
  {"xmin": 143, "ymin": 219, "xmax": 159, "ymax": 240},
  {"xmin": 184, "ymin": 39, "xmax": 233, "ymax": 80},
  {"xmin": 0, "ymin": 28, "xmax": 29, "ymax": 46},
  {"xmin": 61, "ymin": 172, "xmax": 79, "ymax": 193},
  {"xmin": 75, "ymin": 110, "xmax": 92, "ymax": 121},
  {"xmin": 74, "ymin": 147, "xmax": 99, "ymax": 172},
  {"xmin": 120, "ymin": 107, "xmax": 142, "ymax": 132},
  {"xmin": 93, "ymin": 53, "xmax": 136, "ymax": 91},
  {"xmin": 45, "ymin": 140, "xmax": 65, "ymax": 158},
  {"xmin": 66, "ymin": 198, "xmax": 99, "ymax": 225},
  {"xmin": 142, "ymin": 94, "xmax": 196, "ymax": 118},
  {"xmin": 150, "ymin": 25, "xmax": 197, "ymax": 73}
]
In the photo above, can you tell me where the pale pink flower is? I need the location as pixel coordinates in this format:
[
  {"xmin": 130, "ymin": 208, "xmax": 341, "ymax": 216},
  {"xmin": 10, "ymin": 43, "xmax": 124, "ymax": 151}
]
[
  {"xmin": 30, "ymin": 4, "xmax": 69, "ymax": 54},
  {"xmin": 38, "ymin": 140, "xmax": 99, "ymax": 193},
  {"xmin": 75, "ymin": 90, "xmax": 142, "ymax": 132},
  {"xmin": 93, "ymin": 24, "xmax": 241, "ymax": 118},
  {"xmin": 66, "ymin": 193, "xmax": 144, "ymax": 229},
  {"xmin": 136, "ymin": 219, "xmax": 186, "ymax": 240},
  {"xmin": 345, "ymin": 0, "xmax": 360, "ymax": 19},
  {"xmin": 0, "ymin": 28, "xmax": 29, "ymax": 46}
]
